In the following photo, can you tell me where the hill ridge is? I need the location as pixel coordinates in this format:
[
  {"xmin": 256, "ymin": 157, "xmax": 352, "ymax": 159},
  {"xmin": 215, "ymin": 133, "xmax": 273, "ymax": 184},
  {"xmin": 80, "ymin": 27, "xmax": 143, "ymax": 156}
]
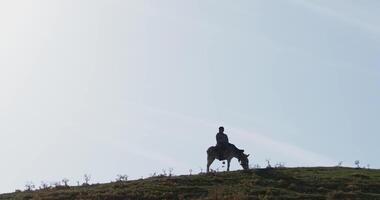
[{"xmin": 1, "ymin": 167, "xmax": 380, "ymax": 200}]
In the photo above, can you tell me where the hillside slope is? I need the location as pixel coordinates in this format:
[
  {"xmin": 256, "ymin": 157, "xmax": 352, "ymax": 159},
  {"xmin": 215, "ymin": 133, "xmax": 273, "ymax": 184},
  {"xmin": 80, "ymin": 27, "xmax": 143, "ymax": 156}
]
[{"xmin": 1, "ymin": 167, "xmax": 380, "ymax": 200}]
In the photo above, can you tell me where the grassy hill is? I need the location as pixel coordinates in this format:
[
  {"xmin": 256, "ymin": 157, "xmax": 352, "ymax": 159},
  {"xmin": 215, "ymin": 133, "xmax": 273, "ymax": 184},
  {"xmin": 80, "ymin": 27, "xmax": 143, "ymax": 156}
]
[{"xmin": 1, "ymin": 167, "xmax": 380, "ymax": 200}]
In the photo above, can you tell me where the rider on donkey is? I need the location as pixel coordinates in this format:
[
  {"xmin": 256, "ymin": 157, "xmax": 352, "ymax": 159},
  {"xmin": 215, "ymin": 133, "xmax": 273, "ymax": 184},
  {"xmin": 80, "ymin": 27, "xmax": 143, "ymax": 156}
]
[{"xmin": 207, "ymin": 126, "xmax": 249, "ymax": 172}]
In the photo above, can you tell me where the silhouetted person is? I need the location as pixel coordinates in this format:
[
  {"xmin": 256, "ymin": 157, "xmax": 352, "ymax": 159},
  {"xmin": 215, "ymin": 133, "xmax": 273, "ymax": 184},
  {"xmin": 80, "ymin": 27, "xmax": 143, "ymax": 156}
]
[
  {"xmin": 216, "ymin": 126, "xmax": 229, "ymax": 145},
  {"xmin": 216, "ymin": 126, "xmax": 230, "ymax": 159}
]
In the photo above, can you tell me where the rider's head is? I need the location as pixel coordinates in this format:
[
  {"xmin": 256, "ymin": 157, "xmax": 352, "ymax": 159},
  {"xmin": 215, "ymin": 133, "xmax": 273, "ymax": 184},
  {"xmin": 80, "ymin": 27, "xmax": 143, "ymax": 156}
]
[{"xmin": 218, "ymin": 126, "xmax": 224, "ymax": 133}]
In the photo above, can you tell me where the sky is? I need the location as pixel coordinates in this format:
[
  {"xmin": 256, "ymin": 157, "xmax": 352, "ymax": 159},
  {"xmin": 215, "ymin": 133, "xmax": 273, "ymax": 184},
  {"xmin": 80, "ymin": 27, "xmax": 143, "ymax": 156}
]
[{"xmin": 0, "ymin": 0, "xmax": 379, "ymax": 193}]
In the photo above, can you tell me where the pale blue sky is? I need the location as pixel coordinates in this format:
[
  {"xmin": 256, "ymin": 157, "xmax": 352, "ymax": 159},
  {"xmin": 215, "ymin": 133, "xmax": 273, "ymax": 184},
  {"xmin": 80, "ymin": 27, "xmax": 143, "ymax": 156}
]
[{"xmin": 0, "ymin": 0, "xmax": 379, "ymax": 193}]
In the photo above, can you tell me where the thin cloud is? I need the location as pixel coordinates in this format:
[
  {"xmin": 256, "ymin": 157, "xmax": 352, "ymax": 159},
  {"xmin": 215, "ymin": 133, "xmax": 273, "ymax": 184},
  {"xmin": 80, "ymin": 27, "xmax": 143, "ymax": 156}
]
[
  {"xmin": 229, "ymin": 127, "xmax": 335, "ymax": 166},
  {"xmin": 131, "ymin": 102, "xmax": 336, "ymax": 167},
  {"xmin": 289, "ymin": 0, "xmax": 380, "ymax": 37},
  {"xmin": 125, "ymin": 142, "xmax": 187, "ymax": 169}
]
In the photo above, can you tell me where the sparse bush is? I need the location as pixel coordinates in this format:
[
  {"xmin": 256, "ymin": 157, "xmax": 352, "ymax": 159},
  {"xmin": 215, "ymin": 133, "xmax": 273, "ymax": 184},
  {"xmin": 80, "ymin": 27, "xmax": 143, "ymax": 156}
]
[
  {"xmin": 116, "ymin": 174, "xmax": 128, "ymax": 182},
  {"xmin": 25, "ymin": 181, "xmax": 35, "ymax": 191},
  {"xmin": 149, "ymin": 172, "xmax": 157, "ymax": 177},
  {"xmin": 265, "ymin": 159, "xmax": 272, "ymax": 169},
  {"xmin": 252, "ymin": 164, "xmax": 261, "ymax": 169},
  {"xmin": 159, "ymin": 168, "xmax": 174, "ymax": 176},
  {"xmin": 83, "ymin": 174, "xmax": 91, "ymax": 185},
  {"xmin": 275, "ymin": 162, "xmax": 285, "ymax": 168},
  {"xmin": 40, "ymin": 181, "xmax": 50, "ymax": 190},
  {"xmin": 354, "ymin": 160, "xmax": 360, "ymax": 168},
  {"xmin": 51, "ymin": 181, "xmax": 67, "ymax": 189},
  {"xmin": 168, "ymin": 168, "xmax": 174, "ymax": 176},
  {"xmin": 62, "ymin": 178, "xmax": 70, "ymax": 187}
]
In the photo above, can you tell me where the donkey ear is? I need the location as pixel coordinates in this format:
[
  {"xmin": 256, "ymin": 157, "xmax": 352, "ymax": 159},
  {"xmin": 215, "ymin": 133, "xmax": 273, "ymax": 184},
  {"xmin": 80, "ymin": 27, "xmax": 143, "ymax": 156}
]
[
  {"xmin": 239, "ymin": 149, "xmax": 244, "ymax": 153},
  {"xmin": 246, "ymin": 154, "xmax": 250, "ymax": 157}
]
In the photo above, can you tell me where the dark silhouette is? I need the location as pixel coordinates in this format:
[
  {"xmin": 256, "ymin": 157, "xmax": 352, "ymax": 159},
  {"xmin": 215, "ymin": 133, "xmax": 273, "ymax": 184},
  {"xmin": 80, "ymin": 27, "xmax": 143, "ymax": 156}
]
[
  {"xmin": 207, "ymin": 126, "xmax": 250, "ymax": 172},
  {"xmin": 216, "ymin": 126, "xmax": 229, "ymax": 160},
  {"xmin": 215, "ymin": 126, "xmax": 238, "ymax": 160},
  {"xmin": 216, "ymin": 126, "xmax": 229, "ymax": 145}
]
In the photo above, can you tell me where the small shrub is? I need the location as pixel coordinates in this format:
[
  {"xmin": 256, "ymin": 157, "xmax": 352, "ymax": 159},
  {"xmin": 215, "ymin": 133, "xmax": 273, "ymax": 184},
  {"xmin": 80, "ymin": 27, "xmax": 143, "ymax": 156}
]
[
  {"xmin": 275, "ymin": 162, "xmax": 286, "ymax": 168},
  {"xmin": 168, "ymin": 168, "xmax": 174, "ymax": 176},
  {"xmin": 25, "ymin": 181, "xmax": 35, "ymax": 191},
  {"xmin": 52, "ymin": 181, "xmax": 61, "ymax": 188},
  {"xmin": 83, "ymin": 174, "xmax": 91, "ymax": 185},
  {"xmin": 39, "ymin": 181, "xmax": 50, "ymax": 190},
  {"xmin": 354, "ymin": 160, "xmax": 360, "ymax": 168},
  {"xmin": 62, "ymin": 178, "xmax": 70, "ymax": 187},
  {"xmin": 116, "ymin": 174, "xmax": 128, "ymax": 182},
  {"xmin": 265, "ymin": 160, "xmax": 272, "ymax": 169},
  {"xmin": 252, "ymin": 164, "xmax": 261, "ymax": 169}
]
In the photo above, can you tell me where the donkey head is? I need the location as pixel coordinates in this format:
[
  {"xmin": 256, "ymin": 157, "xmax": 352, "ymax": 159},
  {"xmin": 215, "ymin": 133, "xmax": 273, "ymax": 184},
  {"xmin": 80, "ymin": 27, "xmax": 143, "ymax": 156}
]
[{"xmin": 238, "ymin": 150, "xmax": 250, "ymax": 170}]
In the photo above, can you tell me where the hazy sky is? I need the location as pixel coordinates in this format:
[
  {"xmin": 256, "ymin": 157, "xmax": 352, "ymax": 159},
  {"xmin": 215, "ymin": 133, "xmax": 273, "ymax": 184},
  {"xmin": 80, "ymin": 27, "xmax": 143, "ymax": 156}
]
[{"xmin": 0, "ymin": 0, "xmax": 379, "ymax": 193}]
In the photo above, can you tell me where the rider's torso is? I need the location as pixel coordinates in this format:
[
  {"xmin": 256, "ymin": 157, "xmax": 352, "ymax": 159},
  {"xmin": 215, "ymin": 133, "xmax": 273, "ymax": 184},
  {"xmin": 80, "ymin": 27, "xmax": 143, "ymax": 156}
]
[{"xmin": 216, "ymin": 132, "xmax": 229, "ymax": 145}]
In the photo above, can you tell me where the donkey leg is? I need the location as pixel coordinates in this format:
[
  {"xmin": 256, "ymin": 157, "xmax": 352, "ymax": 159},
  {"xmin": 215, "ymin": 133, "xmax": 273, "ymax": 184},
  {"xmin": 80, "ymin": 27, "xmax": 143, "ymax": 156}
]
[
  {"xmin": 227, "ymin": 158, "xmax": 231, "ymax": 171},
  {"xmin": 207, "ymin": 156, "xmax": 215, "ymax": 173}
]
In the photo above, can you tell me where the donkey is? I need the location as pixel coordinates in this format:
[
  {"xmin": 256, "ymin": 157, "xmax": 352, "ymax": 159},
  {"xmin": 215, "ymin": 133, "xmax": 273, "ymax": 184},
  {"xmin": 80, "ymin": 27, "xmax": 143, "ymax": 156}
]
[{"xmin": 207, "ymin": 144, "xmax": 250, "ymax": 172}]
